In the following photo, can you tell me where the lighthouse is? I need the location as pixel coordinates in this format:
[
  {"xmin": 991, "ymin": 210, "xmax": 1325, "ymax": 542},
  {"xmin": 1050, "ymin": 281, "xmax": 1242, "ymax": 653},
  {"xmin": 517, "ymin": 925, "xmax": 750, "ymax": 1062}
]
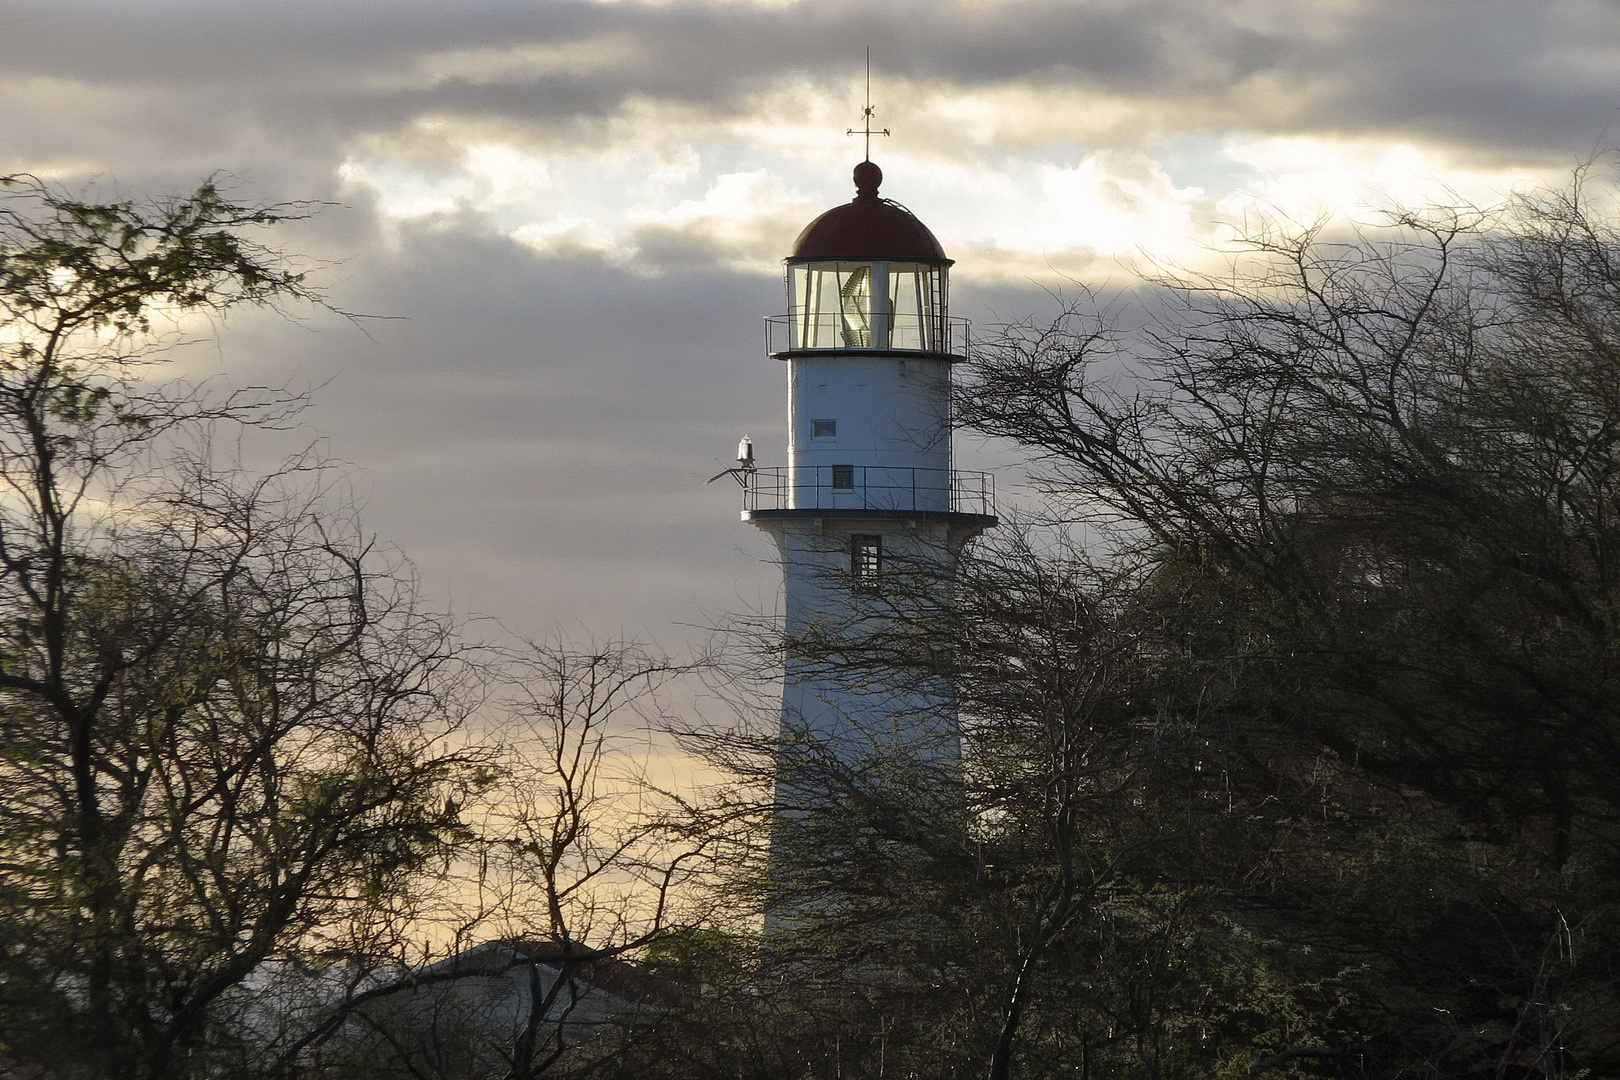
[{"xmin": 739, "ymin": 159, "xmax": 996, "ymax": 916}]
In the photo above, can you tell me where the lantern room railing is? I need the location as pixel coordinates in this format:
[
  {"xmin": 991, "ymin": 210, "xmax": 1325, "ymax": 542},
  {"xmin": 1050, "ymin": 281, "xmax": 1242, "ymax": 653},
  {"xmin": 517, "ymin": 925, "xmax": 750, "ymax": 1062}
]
[
  {"xmin": 766, "ymin": 314, "xmax": 970, "ymax": 358},
  {"xmin": 743, "ymin": 465, "xmax": 994, "ymax": 518}
]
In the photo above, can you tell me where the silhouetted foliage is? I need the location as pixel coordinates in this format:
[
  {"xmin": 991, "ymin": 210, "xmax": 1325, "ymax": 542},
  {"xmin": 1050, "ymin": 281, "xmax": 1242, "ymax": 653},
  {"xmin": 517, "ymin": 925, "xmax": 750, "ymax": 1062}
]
[
  {"xmin": 0, "ymin": 177, "xmax": 488, "ymax": 1080},
  {"xmin": 956, "ymin": 170, "xmax": 1620, "ymax": 1078},
  {"xmin": 12, "ymin": 160, "xmax": 1620, "ymax": 1080},
  {"xmin": 645, "ymin": 167, "xmax": 1620, "ymax": 1080}
]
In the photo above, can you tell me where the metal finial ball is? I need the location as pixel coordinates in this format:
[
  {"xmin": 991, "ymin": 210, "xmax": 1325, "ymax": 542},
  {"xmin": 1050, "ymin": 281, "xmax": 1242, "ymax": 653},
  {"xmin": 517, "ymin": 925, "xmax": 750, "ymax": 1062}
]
[{"xmin": 853, "ymin": 161, "xmax": 882, "ymax": 198}]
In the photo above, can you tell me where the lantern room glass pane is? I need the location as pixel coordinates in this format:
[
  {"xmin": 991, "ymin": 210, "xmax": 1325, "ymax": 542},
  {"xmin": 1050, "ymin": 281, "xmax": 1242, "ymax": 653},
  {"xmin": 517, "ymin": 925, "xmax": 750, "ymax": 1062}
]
[
  {"xmin": 887, "ymin": 262, "xmax": 941, "ymax": 351},
  {"xmin": 788, "ymin": 261, "xmax": 947, "ymax": 352}
]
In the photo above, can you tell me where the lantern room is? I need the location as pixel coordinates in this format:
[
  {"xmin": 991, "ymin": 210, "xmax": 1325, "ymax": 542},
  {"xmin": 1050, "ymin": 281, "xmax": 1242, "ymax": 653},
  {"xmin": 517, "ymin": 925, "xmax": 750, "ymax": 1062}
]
[{"xmin": 769, "ymin": 161, "xmax": 959, "ymax": 358}]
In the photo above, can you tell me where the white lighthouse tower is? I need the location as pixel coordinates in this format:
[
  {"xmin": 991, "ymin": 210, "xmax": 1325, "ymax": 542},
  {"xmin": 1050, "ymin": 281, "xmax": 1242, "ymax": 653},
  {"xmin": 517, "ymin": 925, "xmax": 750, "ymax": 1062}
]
[{"xmin": 739, "ymin": 159, "xmax": 996, "ymax": 912}]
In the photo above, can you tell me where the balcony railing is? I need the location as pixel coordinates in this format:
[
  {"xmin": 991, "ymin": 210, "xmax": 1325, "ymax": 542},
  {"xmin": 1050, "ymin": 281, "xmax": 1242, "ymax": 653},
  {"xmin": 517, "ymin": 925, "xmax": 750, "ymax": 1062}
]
[
  {"xmin": 766, "ymin": 314, "xmax": 970, "ymax": 357},
  {"xmin": 744, "ymin": 466, "xmax": 995, "ymax": 518}
]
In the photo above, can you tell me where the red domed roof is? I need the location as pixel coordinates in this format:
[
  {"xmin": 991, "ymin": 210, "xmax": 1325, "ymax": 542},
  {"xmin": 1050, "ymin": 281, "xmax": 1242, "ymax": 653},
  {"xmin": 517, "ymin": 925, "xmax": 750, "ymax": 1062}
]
[{"xmin": 789, "ymin": 162, "xmax": 950, "ymax": 264}]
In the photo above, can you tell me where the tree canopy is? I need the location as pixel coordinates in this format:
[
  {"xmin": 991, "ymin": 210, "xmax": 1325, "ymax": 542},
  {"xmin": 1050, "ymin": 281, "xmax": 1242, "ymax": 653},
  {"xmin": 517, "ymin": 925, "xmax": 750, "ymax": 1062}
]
[
  {"xmin": 648, "ymin": 170, "xmax": 1620, "ymax": 1080},
  {"xmin": 9, "ymin": 163, "xmax": 1620, "ymax": 1080},
  {"xmin": 0, "ymin": 177, "xmax": 486, "ymax": 1080}
]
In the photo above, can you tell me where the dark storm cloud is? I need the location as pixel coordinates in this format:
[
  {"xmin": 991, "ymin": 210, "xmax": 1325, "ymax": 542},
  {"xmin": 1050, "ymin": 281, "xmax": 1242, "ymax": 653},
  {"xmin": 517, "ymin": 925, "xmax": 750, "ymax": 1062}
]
[
  {"xmin": 197, "ymin": 201, "xmax": 1062, "ymax": 636},
  {"xmin": 207, "ymin": 208, "xmax": 799, "ymax": 633},
  {"xmin": 5, "ymin": 0, "xmax": 1616, "ymax": 643},
  {"xmin": 3, "ymin": 0, "xmax": 1616, "ymax": 166}
]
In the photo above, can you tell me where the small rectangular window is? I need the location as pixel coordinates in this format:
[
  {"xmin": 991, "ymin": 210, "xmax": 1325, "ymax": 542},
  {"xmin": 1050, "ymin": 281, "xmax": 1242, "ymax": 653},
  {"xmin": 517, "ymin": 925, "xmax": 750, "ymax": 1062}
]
[
  {"xmin": 812, "ymin": 418, "xmax": 837, "ymax": 438},
  {"xmin": 852, "ymin": 534, "xmax": 882, "ymax": 587},
  {"xmin": 830, "ymin": 464, "xmax": 855, "ymax": 490}
]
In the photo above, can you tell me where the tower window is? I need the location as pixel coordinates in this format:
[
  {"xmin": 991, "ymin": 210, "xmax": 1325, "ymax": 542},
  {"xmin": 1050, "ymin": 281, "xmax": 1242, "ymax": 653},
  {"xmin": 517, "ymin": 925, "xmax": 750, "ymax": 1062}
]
[
  {"xmin": 851, "ymin": 534, "xmax": 882, "ymax": 587},
  {"xmin": 830, "ymin": 464, "xmax": 855, "ymax": 490},
  {"xmin": 812, "ymin": 418, "xmax": 837, "ymax": 438}
]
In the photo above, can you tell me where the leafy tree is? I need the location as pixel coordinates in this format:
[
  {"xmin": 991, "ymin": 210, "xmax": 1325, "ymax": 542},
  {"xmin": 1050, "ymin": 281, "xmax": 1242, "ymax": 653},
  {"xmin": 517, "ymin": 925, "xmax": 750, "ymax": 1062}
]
[{"xmin": 0, "ymin": 176, "xmax": 485, "ymax": 1080}]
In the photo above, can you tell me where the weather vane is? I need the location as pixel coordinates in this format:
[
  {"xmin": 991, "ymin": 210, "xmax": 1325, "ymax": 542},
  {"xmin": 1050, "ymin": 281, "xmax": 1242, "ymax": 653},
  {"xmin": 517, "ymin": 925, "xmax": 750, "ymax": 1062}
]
[{"xmin": 847, "ymin": 47, "xmax": 890, "ymax": 162}]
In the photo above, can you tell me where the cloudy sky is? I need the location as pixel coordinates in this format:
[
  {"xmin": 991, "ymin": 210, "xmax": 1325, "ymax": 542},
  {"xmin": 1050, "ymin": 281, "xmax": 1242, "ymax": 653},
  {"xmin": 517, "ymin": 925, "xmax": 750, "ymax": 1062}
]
[{"xmin": 3, "ymin": 0, "xmax": 1617, "ymax": 649}]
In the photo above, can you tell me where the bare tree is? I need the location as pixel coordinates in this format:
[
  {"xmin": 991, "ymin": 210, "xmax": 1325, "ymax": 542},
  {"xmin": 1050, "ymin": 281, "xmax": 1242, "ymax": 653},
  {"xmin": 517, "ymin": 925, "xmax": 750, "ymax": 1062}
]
[
  {"xmin": 951, "ymin": 171, "xmax": 1620, "ymax": 1077},
  {"xmin": 303, "ymin": 637, "xmax": 728, "ymax": 1080},
  {"xmin": 476, "ymin": 639, "xmax": 714, "ymax": 1078}
]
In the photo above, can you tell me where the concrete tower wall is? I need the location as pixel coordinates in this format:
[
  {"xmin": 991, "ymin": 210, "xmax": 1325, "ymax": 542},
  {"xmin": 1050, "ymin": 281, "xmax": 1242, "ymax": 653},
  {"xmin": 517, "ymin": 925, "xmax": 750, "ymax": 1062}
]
[
  {"xmin": 739, "ymin": 161, "xmax": 993, "ymax": 930},
  {"xmin": 788, "ymin": 354, "xmax": 952, "ymax": 470},
  {"xmin": 786, "ymin": 354, "xmax": 954, "ymax": 514},
  {"xmin": 768, "ymin": 515, "xmax": 967, "ymax": 767},
  {"xmin": 758, "ymin": 513, "xmax": 971, "ymax": 935}
]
